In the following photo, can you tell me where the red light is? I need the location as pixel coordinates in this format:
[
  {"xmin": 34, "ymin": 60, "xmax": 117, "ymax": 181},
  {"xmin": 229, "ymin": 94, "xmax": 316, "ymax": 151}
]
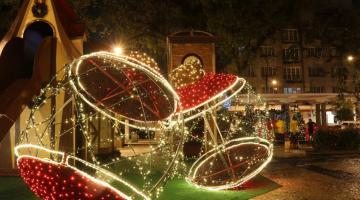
[
  {"xmin": 18, "ymin": 157, "xmax": 126, "ymax": 200},
  {"xmin": 176, "ymin": 73, "xmax": 237, "ymax": 110}
]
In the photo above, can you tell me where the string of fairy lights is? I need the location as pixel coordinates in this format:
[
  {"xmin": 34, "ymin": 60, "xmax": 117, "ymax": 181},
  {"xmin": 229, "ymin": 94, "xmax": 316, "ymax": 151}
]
[
  {"xmin": 186, "ymin": 137, "xmax": 273, "ymax": 190},
  {"xmin": 169, "ymin": 59, "xmax": 205, "ymax": 89},
  {"xmin": 169, "ymin": 61, "xmax": 273, "ymax": 189},
  {"xmin": 15, "ymin": 50, "xmax": 273, "ymax": 199},
  {"xmin": 18, "ymin": 51, "xmax": 186, "ymax": 199}
]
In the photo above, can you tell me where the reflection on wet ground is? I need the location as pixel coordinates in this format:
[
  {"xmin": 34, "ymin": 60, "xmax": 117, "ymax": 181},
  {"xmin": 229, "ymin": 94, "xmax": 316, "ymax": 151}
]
[
  {"xmin": 302, "ymin": 164, "xmax": 353, "ymax": 180},
  {"xmin": 253, "ymin": 146, "xmax": 360, "ymax": 200}
]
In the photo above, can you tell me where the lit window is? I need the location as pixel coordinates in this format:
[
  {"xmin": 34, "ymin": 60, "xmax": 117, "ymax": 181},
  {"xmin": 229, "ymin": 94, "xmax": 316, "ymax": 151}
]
[
  {"xmin": 284, "ymin": 87, "xmax": 302, "ymax": 94},
  {"xmin": 246, "ymin": 67, "xmax": 256, "ymax": 77},
  {"xmin": 283, "ymin": 47, "xmax": 300, "ymax": 62},
  {"xmin": 261, "ymin": 66, "xmax": 276, "ymax": 77},
  {"xmin": 260, "ymin": 46, "xmax": 275, "ymax": 57},
  {"xmin": 306, "ymin": 47, "xmax": 322, "ymax": 57},
  {"xmin": 284, "ymin": 66, "xmax": 301, "ymax": 81},
  {"xmin": 282, "ymin": 29, "xmax": 299, "ymax": 42}
]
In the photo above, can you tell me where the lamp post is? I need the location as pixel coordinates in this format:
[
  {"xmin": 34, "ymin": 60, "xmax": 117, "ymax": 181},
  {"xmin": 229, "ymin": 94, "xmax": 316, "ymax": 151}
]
[
  {"xmin": 271, "ymin": 79, "xmax": 278, "ymax": 93},
  {"xmin": 265, "ymin": 74, "xmax": 268, "ymax": 93},
  {"xmin": 347, "ymin": 54, "xmax": 359, "ymax": 121}
]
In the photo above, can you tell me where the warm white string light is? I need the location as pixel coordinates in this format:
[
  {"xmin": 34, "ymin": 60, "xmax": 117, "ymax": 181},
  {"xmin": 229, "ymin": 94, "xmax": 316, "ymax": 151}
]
[
  {"xmin": 16, "ymin": 51, "xmax": 186, "ymax": 199},
  {"xmin": 170, "ymin": 60, "xmax": 274, "ymax": 190},
  {"xmin": 186, "ymin": 137, "xmax": 273, "ymax": 190},
  {"xmin": 14, "ymin": 50, "xmax": 274, "ymax": 200}
]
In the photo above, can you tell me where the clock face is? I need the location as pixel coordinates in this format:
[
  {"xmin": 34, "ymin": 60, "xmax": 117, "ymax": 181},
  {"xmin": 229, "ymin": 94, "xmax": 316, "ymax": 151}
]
[
  {"xmin": 32, "ymin": 2, "xmax": 48, "ymax": 18},
  {"xmin": 183, "ymin": 55, "xmax": 202, "ymax": 66}
]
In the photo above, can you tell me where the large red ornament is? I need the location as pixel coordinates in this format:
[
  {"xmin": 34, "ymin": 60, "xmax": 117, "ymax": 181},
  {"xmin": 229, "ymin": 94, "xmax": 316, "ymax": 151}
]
[
  {"xmin": 18, "ymin": 156, "xmax": 128, "ymax": 200},
  {"xmin": 69, "ymin": 52, "xmax": 177, "ymax": 124},
  {"xmin": 175, "ymin": 73, "xmax": 246, "ymax": 123},
  {"xmin": 176, "ymin": 73, "xmax": 237, "ymax": 111}
]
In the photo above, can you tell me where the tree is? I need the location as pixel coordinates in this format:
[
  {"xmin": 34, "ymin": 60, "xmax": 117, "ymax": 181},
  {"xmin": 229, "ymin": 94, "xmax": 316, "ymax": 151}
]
[
  {"xmin": 2, "ymin": 0, "xmax": 360, "ymax": 75},
  {"xmin": 69, "ymin": 0, "xmax": 299, "ymax": 73},
  {"xmin": 69, "ymin": 0, "xmax": 207, "ymax": 73},
  {"xmin": 335, "ymin": 98, "xmax": 354, "ymax": 121},
  {"xmin": 198, "ymin": 0, "xmax": 298, "ymax": 72}
]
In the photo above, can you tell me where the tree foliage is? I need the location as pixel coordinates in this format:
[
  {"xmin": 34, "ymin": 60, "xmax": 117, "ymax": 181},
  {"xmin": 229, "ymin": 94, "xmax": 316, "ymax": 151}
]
[
  {"xmin": 335, "ymin": 98, "xmax": 354, "ymax": 121},
  {"xmin": 1, "ymin": 0, "xmax": 360, "ymax": 72},
  {"xmin": 68, "ymin": 0, "xmax": 360, "ymax": 72},
  {"xmin": 68, "ymin": 0, "xmax": 298, "ymax": 71}
]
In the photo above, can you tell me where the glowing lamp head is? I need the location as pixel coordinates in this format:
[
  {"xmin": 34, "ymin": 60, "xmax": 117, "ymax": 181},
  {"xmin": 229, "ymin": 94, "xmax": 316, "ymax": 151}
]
[
  {"xmin": 271, "ymin": 80, "xmax": 277, "ymax": 85},
  {"xmin": 347, "ymin": 55, "xmax": 354, "ymax": 62},
  {"xmin": 113, "ymin": 46, "xmax": 123, "ymax": 55}
]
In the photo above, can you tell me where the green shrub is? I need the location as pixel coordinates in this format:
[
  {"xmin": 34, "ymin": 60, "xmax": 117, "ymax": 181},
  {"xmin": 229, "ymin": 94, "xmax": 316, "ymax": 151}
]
[
  {"xmin": 313, "ymin": 128, "xmax": 360, "ymax": 150},
  {"xmin": 337, "ymin": 128, "xmax": 360, "ymax": 150}
]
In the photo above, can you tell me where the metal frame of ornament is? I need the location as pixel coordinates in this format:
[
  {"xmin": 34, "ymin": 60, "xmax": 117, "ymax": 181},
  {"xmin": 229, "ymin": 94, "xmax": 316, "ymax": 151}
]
[
  {"xmin": 185, "ymin": 137, "xmax": 273, "ymax": 190},
  {"xmin": 15, "ymin": 144, "xmax": 150, "ymax": 200},
  {"xmin": 68, "ymin": 51, "xmax": 183, "ymax": 131},
  {"xmin": 13, "ymin": 49, "xmax": 274, "ymax": 198},
  {"xmin": 15, "ymin": 51, "xmax": 187, "ymax": 200}
]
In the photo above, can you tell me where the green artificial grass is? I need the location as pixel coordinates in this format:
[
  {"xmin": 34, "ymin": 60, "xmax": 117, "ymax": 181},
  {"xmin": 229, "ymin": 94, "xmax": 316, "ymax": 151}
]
[
  {"xmin": 0, "ymin": 175, "xmax": 279, "ymax": 200},
  {"xmin": 158, "ymin": 175, "xmax": 279, "ymax": 200},
  {"xmin": 0, "ymin": 176, "xmax": 37, "ymax": 200}
]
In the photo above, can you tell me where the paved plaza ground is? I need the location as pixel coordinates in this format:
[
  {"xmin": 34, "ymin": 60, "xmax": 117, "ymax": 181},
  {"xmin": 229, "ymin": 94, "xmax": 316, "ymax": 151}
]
[
  {"xmin": 1, "ymin": 145, "xmax": 360, "ymax": 200},
  {"xmin": 253, "ymin": 145, "xmax": 360, "ymax": 200}
]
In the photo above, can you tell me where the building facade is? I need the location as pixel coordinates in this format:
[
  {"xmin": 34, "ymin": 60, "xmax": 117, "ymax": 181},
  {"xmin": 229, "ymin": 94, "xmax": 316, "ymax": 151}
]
[{"xmin": 241, "ymin": 27, "xmax": 355, "ymax": 125}]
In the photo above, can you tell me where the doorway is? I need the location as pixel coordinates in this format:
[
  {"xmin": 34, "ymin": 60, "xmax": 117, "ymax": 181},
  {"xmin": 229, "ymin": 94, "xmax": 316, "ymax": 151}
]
[{"xmin": 23, "ymin": 21, "xmax": 53, "ymax": 78}]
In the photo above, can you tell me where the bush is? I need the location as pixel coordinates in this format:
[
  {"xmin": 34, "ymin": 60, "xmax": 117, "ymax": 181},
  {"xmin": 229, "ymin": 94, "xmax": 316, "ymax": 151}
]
[
  {"xmin": 335, "ymin": 99, "xmax": 354, "ymax": 121},
  {"xmin": 313, "ymin": 127, "xmax": 360, "ymax": 150}
]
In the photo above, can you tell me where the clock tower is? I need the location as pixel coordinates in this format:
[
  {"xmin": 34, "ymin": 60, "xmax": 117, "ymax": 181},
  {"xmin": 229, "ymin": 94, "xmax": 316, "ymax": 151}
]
[
  {"xmin": 167, "ymin": 30, "xmax": 217, "ymax": 75},
  {"xmin": 167, "ymin": 30, "xmax": 218, "ymax": 156}
]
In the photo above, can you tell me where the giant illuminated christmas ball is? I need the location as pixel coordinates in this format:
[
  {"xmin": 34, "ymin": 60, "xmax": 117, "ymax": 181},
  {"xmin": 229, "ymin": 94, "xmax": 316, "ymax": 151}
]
[
  {"xmin": 170, "ymin": 61, "xmax": 273, "ymax": 190},
  {"xmin": 16, "ymin": 51, "xmax": 185, "ymax": 200}
]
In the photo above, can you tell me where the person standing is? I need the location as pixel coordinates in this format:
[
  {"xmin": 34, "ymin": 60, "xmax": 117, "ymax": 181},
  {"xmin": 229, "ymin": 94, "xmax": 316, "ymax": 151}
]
[
  {"xmin": 307, "ymin": 119, "xmax": 316, "ymax": 142},
  {"xmin": 290, "ymin": 116, "xmax": 299, "ymax": 149},
  {"xmin": 275, "ymin": 119, "xmax": 285, "ymax": 142}
]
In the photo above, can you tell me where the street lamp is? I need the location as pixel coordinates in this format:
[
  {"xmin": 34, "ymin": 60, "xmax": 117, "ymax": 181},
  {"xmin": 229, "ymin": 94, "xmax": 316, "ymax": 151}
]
[
  {"xmin": 113, "ymin": 46, "xmax": 123, "ymax": 55},
  {"xmin": 271, "ymin": 79, "xmax": 278, "ymax": 86},
  {"xmin": 271, "ymin": 79, "xmax": 278, "ymax": 93},
  {"xmin": 347, "ymin": 55, "xmax": 354, "ymax": 62}
]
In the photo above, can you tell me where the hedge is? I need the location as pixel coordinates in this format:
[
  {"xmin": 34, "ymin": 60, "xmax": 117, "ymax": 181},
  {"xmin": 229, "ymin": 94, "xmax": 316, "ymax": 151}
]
[{"xmin": 313, "ymin": 127, "xmax": 360, "ymax": 150}]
